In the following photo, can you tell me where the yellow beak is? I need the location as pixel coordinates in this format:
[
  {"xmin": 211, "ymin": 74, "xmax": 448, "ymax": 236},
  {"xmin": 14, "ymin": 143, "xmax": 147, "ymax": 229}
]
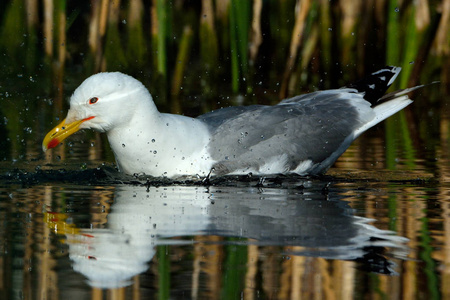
[{"xmin": 42, "ymin": 116, "xmax": 95, "ymax": 152}]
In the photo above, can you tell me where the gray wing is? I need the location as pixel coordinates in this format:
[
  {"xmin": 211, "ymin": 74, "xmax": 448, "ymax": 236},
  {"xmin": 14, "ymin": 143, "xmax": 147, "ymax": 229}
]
[{"xmin": 197, "ymin": 90, "xmax": 373, "ymax": 174}]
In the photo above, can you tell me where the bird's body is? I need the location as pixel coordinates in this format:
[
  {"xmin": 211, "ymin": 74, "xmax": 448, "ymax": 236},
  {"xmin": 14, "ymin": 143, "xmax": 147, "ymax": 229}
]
[{"xmin": 43, "ymin": 66, "xmax": 422, "ymax": 178}]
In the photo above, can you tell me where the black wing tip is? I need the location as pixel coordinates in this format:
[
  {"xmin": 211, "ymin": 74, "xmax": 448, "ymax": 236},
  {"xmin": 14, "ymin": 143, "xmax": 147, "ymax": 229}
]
[{"xmin": 348, "ymin": 66, "xmax": 402, "ymax": 105}]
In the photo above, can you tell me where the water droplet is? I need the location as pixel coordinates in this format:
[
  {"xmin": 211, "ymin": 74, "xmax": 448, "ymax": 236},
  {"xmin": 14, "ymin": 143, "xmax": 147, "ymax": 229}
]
[
  {"xmin": 151, "ymin": 139, "xmax": 156, "ymax": 143},
  {"xmin": 122, "ymin": 144, "xmax": 126, "ymax": 148},
  {"xmin": 153, "ymin": 150, "xmax": 157, "ymax": 154},
  {"xmin": 328, "ymin": 27, "xmax": 332, "ymax": 31},
  {"xmin": 395, "ymin": 7, "xmax": 399, "ymax": 12},
  {"xmin": 409, "ymin": 61, "xmax": 414, "ymax": 64},
  {"xmin": 122, "ymin": 19, "xmax": 127, "ymax": 24},
  {"xmin": 24, "ymin": 127, "xmax": 32, "ymax": 134}
]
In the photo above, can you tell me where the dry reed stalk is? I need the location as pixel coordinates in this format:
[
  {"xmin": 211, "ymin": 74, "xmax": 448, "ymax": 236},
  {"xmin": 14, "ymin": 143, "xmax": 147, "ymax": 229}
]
[
  {"xmin": 99, "ymin": 0, "xmax": 109, "ymax": 38},
  {"xmin": 435, "ymin": 0, "xmax": 450, "ymax": 55},
  {"xmin": 88, "ymin": 1, "xmax": 101, "ymax": 53},
  {"xmin": 25, "ymin": 0, "xmax": 38, "ymax": 29},
  {"xmin": 215, "ymin": 0, "xmax": 230, "ymax": 22},
  {"xmin": 97, "ymin": 0, "xmax": 110, "ymax": 70},
  {"xmin": 300, "ymin": 25, "xmax": 318, "ymax": 70},
  {"xmin": 55, "ymin": 0, "xmax": 67, "ymax": 109},
  {"xmin": 340, "ymin": 0, "xmax": 361, "ymax": 73},
  {"xmin": 150, "ymin": 0, "xmax": 158, "ymax": 37},
  {"xmin": 415, "ymin": 0, "xmax": 430, "ymax": 30},
  {"xmin": 374, "ymin": 0, "xmax": 387, "ymax": 25},
  {"xmin": 129, "ymin": 0, "xmax": 143, "ymax": 26},
  {"xmin": 109, "ymin": 0, "xmax": 121, "ymax": 24},
  {"xmin": 339, "ymin": 0, "xmax": 362, "ymax": 37},
  {"xmin": 57, "ymin": 6, "xmax": 66, "ymax": 68},
  {"xmin": 43, "ymin": 0, "xmax": 54, "ymax": 57},
  {"xmin": 87, "ymin": 0, "xmax": 109, "ymax": 70},
  {"xmin": 249, "ymin": 0, "xmax": 262, "ymax": 65},
  {"xmin": 317, "ymin": 0, "xmax": 333, "ymax": 86},
  {"xmin": 201, "ymin": 0, "xmax": 215, "ymax": 30},
  {"xmin": 280, "ymin": 0, "xmax": 312, "ymax": 99}
]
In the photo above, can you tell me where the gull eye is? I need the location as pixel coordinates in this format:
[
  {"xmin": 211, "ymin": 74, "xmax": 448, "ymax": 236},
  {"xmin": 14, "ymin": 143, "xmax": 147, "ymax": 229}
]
[{"xmin": 89, "ymin": 97, "xmax": 99, "ymax": 105}]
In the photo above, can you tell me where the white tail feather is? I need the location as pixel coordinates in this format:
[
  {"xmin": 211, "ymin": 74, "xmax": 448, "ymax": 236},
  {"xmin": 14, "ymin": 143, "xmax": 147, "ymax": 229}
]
[{"xmin": 354, "ymin": 95, "xmax": 413, "ymax": 138}]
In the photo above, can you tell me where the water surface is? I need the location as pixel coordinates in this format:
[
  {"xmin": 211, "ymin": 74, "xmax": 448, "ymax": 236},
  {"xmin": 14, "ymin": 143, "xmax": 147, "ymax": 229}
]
[{"xmin": 1, "ymin": 159, "xmax": 449, "ymax": 299}]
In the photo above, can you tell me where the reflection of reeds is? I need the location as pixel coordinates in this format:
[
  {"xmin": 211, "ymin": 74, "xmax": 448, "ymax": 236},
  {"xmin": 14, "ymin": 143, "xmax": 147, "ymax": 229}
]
[
  {"xmin": 2, "ymin": 181, "xmax": 449, "ymax": 298},
  {"xmin": 157, "ymin": 245, "xmax": 170, "ymax": 300}
]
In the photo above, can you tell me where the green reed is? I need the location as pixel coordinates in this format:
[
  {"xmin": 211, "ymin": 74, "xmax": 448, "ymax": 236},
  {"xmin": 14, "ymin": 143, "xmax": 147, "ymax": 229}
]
[
  {"xmin": 0, "ymin": 0, "xmax": 446, "ymax": 96},
  {"xmin": 154, "ymin": 0, "xmax": 173, "ymax": 80},
  {"xmin": 0, "ymin": 0, "xmax": 26, "ymax": 69},
  {"xmin": 229, "ymin": 0, "xmax": 251, "ymax": 93}
]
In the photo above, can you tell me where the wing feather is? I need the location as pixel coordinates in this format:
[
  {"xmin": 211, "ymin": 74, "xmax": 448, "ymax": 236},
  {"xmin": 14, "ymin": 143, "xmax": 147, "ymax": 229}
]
[{"xmin": 197, "ymin": 90, "xmax": 373, "ymax": 174}]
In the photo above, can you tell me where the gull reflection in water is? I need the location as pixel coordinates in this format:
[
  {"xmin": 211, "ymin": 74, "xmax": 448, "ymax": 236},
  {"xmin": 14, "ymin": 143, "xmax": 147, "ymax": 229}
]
[{"xmin": 57, "ymin": 183, "xmax": 409, "ymax": 288}]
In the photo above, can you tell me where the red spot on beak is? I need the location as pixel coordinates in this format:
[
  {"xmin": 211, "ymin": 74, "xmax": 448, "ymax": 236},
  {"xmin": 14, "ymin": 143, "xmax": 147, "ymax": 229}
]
[
  {"xmin": 82, "ymin": 233, "xmax": 95, "ymax": 238},
  {"xmin": 47, "ymin": 138, "xmax": 60, "ymax": 149}
]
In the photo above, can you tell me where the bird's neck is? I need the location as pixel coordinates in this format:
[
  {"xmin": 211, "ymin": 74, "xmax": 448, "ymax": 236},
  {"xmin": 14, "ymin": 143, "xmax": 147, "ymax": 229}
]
[{"xmin": 105, "ymin": 107, "xmax": 212, "ymax": 176}]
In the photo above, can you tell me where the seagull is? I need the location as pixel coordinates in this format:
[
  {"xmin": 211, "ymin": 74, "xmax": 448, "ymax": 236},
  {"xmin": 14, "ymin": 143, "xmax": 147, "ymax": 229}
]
[{"xmin": 42, "ymin": 66, "xmax": 423, "ymax": 178}]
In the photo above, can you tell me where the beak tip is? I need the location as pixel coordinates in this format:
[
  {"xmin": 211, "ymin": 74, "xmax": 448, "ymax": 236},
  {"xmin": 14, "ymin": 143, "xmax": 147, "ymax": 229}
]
[{"xmin": 43, "ymin": 138, "xmax": 60, "ymax": 152}]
